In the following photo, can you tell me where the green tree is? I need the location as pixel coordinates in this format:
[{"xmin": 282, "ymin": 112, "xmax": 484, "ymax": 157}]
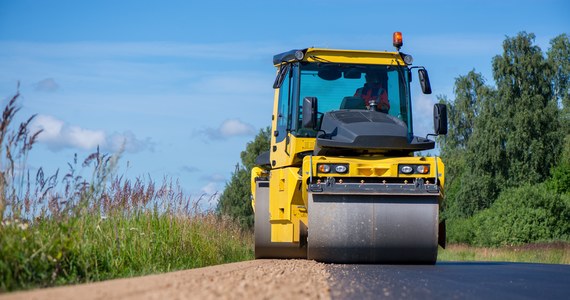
[
  {"xmin": 438, "ymin": 71, "xmax": 495, "ymax": 217},
  {"xmin": 217, "ymin": 127, "xmax": 270, "ymax": 229},
  {"xmin": 491, "ymin": 32, "xmax": 561, "ymax": 185},
  {"xmin": 443, "ymin": 32, "xmax": 564, "ymax": 217},
  {"xmin": 546, "ymin": 34, "xmax": 570, "ymax": 194},
  {"xmin": 548, "ymin": 135, "xmax": 570, "ymax": 195},
  {"xmin": 547, "ymin": 33, "xmax": 570, "ymax": 134},
  {"xmin": 456, "ymin": 78, "xmax": 508, "ymax": 215},
  {"xmin": 440, "ymin": 71, "xmax": 490, "ymax": 152},
  {"xmin": 440, "ymin": 32, "xmax": 570, "ymax": 245},
  {"xmin": 240, "ymin": 127, "xmax": 271, "ymax": 171}
]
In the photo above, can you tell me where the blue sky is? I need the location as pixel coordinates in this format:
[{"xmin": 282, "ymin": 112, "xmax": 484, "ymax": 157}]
[{"xmin": 0, "ymin": 0, "xmax": 568, "ymax": 203}]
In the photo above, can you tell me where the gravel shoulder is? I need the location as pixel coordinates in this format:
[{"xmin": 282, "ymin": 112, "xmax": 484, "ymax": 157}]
[{"xmin": 1, "ymin": 260, "xmax": 331, "ymax": 300}]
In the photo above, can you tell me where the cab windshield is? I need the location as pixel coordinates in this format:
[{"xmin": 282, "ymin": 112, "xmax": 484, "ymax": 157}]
[{"xmin": 295, "ymin": 62, "xmax": 412, "ymax": 137}]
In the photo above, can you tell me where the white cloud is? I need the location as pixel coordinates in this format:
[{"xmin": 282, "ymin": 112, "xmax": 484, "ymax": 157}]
[
  {"xmin": 201, "ymin": 118, "xmax": 256, "ymax": 140},
  {"xmin": 31, "ymin": 114, "xmax": 152, "ymax": 153},
  {"xmin": 196, "ymin": 182, "xmax": 222, "ymax": 210},
  {"xmin": 220, "ymin": 119, "xmax": 256, "ymax": 137},
  {"xmin": 34, "ymin": 78, "xmax": 60, "ymax": 92},
  {"xmin": 107, "ymin": 131, "xmax": 155, "ymax": 153},
  {"xmin": 200, "ymin": 182, "xmax": 219, "ymax": 195}
]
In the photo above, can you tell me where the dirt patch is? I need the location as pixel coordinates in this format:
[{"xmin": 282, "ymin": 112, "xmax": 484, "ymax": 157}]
[{"xmin": 1, "ymin": 260, "xmax": 331, "ymax": 300}]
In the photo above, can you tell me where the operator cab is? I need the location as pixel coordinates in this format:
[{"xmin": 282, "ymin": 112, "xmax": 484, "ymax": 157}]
[{"xmin": 274, "ymin": 61, "xmax": 414, "ymax": 140}]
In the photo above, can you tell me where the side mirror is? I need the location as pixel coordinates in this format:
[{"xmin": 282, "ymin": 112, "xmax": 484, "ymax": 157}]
[
  {"xmin": 302, "ymin": 97, "xmax": 318, "ymax": 130},
  {"xmin": 418, "ymin": 69, "xmax": 432, "ymax": 94},
  {"xmin": 434, "ymin": 103, "xmax": 448, "ymax": 135}
]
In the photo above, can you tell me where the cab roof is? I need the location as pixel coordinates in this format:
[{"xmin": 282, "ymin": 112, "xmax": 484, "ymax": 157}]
[{"xmin": 273, "ymin": 48, "xmax": 406, "ymax": 67}]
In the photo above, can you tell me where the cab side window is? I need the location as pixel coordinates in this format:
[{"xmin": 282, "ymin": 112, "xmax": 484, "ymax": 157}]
[{"xmin": 276, "ymin": 65, "xmax": 292, "ymax": 143}]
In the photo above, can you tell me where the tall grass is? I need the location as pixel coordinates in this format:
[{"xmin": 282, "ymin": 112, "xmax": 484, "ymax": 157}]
[
  {"xmin": 439, "ymin": 243, "xmax": 570, "ymax": 264},
  {"xmin": 0, "ymin": 90, "xmax": 253, "ymax": 292}
]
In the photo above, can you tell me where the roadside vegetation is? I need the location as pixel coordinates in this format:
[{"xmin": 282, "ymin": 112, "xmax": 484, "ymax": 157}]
[
  {"xmin": 439, "ymin": 242, "xmax": 570, "ymax": 264},
  {"xmin": 439, "ymin": 32, "xmax": 570, "ymax": 247},
  {"xmin": 0, "ymin": 92, "xmax": 253, "ymax": 293}
]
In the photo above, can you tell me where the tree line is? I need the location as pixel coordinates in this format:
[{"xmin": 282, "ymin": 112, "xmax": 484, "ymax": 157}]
[
  {"xmin": 217, "ymin": 32, "xmax": 570, "ymax": 246},
  {"xmin": 439, "ymin": 32, "xmax": 570, "ymax": 245}
]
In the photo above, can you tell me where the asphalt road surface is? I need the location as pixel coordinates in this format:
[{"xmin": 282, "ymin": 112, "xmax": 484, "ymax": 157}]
[
  {"xmin": 2, "ymin": 260, "xmax": 569, "ymax": 299},
  {"xmin": 327, "ymin": 261, "xmax": 570, "ymax": 299}
]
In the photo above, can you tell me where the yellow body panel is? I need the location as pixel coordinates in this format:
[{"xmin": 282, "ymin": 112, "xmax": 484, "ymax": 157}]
[
  {"xmin": 250, "ymin": 166, "xmax": 266, "ymax": 213},
  {"xmin": 300, "ymin": 155, "xmax": 445, "ymax": 208},
  {"xmin": 268, "ymin": 167, "xmax": 307, "ymax": 243},
  {"xmin": 300, "ymin": 155, "xmax": 444, "ymax": 178}
]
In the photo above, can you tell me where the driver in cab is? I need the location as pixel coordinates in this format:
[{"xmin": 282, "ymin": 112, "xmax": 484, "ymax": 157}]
[{"xmin": 354, "ymin": 71, "xmax": 390, "ymax": 113}]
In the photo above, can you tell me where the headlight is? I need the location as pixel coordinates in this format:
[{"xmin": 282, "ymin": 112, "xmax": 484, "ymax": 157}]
[
  {"xmin": 335, "ymin": 165, "xmax": 348, "ymax": 173},
  {"xmin": 400, "ymin": 165, "xmax": 414, "ymax": 174},
  {"xmin": 399, "ymin": 164, "xmax": 430, "ymax": 175}
]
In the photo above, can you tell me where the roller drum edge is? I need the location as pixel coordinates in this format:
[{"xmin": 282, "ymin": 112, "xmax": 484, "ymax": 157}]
[
  {"xmin": 307, "ymin": 193, "xmax": 439, "ymax": 264},
  {"xmin": 254, "ymin": 181, "xmax": 307, "ymax": 259}
]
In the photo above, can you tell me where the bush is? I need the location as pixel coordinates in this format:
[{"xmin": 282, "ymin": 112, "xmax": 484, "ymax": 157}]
[
  {"xmin": 469, "ymin": 183, "xmax": 570, "ymax": 246},
  {"xmin": 446, "ymin": 217, "xmax": 475, "ymax": 244}
]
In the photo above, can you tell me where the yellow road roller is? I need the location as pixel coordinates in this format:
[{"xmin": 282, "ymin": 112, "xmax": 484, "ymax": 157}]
[{"xmin": 251, "ymin": 32, "xmax": 448, "ymax": 264}]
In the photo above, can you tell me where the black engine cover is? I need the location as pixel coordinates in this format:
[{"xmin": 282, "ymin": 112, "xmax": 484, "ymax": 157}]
[{"xmin": 316, "ymin": 110, "xmax": 434, "ymax": 155}]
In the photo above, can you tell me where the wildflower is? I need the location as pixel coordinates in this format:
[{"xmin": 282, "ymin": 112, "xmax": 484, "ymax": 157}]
[{"xmin": 18, "ymin": 222, "xmax": 29, "ymax": 230}]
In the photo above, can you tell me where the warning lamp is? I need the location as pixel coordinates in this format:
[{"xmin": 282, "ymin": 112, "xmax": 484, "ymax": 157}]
[
  {"xmin": 393, "ymin": 32, "xmax": 403, "ymax": 51},
  {"xmin": 318, "ymin": 164, "xmax": 331, "ymax": 173},
  {"xmin": 416, "ymin": 165, "xmax": 430, "ymax": 174}
]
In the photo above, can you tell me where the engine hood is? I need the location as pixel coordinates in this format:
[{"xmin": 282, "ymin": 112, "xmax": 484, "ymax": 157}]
[{"xmin": 316, "ymin": 110, "xmax": 434, "ymax": 155}]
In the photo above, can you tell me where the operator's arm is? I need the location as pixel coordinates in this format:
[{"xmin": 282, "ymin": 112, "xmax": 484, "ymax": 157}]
[{"xmin": 379, "ymin": 90, "xmax": 390, "ymax": 112}]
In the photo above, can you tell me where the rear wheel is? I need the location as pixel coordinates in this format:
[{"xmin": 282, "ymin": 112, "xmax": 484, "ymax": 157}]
[{"xmin": 254, "ymin": 180, "xmax": 306, "ymax": 259}]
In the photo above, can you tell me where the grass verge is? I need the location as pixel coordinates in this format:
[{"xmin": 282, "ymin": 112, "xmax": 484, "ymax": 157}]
[
  {"xmin": 0, "ymin": 90, "xmax": 253, "ymax": 293},
  {"xmin": 1, "ymin": 208, "xmax": 254, "ymax": 292},
  {"xmin": 438, "ymin": 242, "xmax": 570, "ymax": 264}
]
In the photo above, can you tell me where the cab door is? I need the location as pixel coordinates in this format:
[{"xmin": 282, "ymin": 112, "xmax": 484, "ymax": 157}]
[{"xmin": 270, "ymin": 63, "xmax": 299, "ymax": 168}]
